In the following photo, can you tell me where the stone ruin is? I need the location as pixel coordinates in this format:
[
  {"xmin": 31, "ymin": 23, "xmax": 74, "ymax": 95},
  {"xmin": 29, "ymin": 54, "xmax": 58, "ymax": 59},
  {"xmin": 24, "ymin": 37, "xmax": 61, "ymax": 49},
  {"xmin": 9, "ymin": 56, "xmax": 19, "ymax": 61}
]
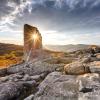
[{"xmin": 24, "ymin": 24, "xmax": 42, "ymax": 60}]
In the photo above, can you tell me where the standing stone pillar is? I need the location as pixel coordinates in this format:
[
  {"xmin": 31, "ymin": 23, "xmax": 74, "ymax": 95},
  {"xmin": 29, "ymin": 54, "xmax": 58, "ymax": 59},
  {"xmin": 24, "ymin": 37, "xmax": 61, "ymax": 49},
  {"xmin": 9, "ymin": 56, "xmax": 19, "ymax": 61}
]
[{"xmin": 24, "ymin": 24, "xmax": 42, "ymax": 60}]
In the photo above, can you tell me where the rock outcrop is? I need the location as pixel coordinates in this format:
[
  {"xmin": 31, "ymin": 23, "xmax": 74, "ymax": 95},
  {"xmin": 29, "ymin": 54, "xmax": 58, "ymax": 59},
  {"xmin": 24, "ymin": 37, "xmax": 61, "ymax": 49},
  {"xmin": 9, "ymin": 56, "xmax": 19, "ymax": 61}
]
[
  {"xmin": 0, "ymin": 72, "xmax": 48, "ymax": 100},
  {"xmin": 89, "ymin": 61, "xmax": 100, "ymax": 73},
  {"xmin": 24, "ymin": 24, "xmax": 42, "ymax": 60},
  {"xmin": 7, "ymin": 58, "xmax": 66, "ymax": 75},
  {"xmin": 34, "ymin": 72, "xmax": 78, "ymax": 100},
  {"xmin": 32, "ymin": 72, "xmax": 100, "ymax": 100},
  {"xmin": 64, "ymin": 61, "xmax": 90, "ymax": 75}
]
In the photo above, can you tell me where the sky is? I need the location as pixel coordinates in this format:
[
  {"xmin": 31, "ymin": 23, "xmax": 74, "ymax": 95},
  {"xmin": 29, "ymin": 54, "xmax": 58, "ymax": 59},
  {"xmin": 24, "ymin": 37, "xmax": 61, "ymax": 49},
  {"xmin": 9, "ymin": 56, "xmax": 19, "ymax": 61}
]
[{"xmin": 0, "ymin": 0, "xmax": 100, "ymax": 45}]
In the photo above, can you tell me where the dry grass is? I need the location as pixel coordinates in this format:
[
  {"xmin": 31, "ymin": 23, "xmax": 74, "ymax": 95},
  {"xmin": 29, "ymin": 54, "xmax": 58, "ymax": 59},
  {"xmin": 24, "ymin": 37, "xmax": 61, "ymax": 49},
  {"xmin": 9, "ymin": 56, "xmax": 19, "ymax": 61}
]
[
  {"xmin": 0, "ymin": 51, "xmax": 23, "ymax": 69},
  {"xmin": 0, "ymin": 58, "xmax": 22, "ymax": 69}
]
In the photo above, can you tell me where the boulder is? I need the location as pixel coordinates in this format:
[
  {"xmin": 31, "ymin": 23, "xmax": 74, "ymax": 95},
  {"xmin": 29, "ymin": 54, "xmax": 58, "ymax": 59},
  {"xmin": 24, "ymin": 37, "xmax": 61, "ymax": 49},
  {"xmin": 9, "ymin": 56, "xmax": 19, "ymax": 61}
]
[
  {"xmin": 0, "ymin": 68, "xmax": 7, "ymax": 76},
  {"xmin": 80, "ymin": 57, "xmax": 91, "ymax": 63},
  {"xmin": 30, "ymin": 75, "xmax": 41, "ymax": 82},
  {"xmin": 7, "ymin": 59, "xmax": 62, "ymax": 75},
  {"xmin": 22, "ymin": 74, "xmax": 31, "ymax": 81},
  {"xmin": 77, "ymin": 73, "xmax": 100, "ymax": 91},
  {"xmin": 0, "ymin": 80, "xmax": 37, "ymax": 100},
  {"xmin": 79, "ymin": 56, "xmax": 100, "ymax": 63},
  {"xmin": 0, "ymin": 76, "xmax": 9, "ymax": 82},
  {"xmin": 77, "ymin": 73, "xmax": 100, "ymax": 100},
  {"xmin": 90, "ymin": 57, "xmax": 100, "ymax": 62},
  {"xmin": 96, "ymin": 53, "xmax": 100, "ymax": 59},
  {"xmin": 33, "ymin": 72, "xmax": 100, "ymax": 100},
  {"xmin": 24, "ymin": 94, "xmax": 34, "ymax": 100},
  {"xmin": 64, "ymin": 61, "xmax": 90, "ymax": 75},
  {"xmin": 0, "ymin": 82, "xmax": 23, "ymax": 100},
  {"xmin": 89, "ymin": 61, "xmax": 100, "ymax": 73},
  {"xmin": 7, "ymin": 64, "xmax": 24, "ymax": 74},
  {"xmin": 34, "ymin": 72, "xmax": 79, "ymax": 100}
]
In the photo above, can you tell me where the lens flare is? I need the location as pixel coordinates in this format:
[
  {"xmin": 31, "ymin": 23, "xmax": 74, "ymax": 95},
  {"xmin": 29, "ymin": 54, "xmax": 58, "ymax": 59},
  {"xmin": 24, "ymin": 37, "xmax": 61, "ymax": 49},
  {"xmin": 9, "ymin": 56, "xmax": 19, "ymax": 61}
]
[{"xmin": 32, "ymin": 34, "xmax": 38, "ymax": 40}]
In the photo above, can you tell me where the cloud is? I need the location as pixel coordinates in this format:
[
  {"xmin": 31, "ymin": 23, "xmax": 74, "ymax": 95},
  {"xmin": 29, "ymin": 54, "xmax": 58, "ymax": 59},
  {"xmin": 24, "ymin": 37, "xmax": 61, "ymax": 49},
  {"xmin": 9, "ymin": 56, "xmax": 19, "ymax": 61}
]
[
  {"xmin": 0, "ymin": 0, "xmax": 100, "ymax": 27},
  {"xmin": 33, "ymin": 0, "xmax": 100, "ymax": 9},
  {"xmin": 41, "ymin": 30, "xmax": 58, "ymax": 34},
  {"xmin": 0, "ymin": 0, "xmax": 32, "ymax": 31},
  {"xmin": 0, "ymin": 0, "xmax": 100, "ymax": 45}
]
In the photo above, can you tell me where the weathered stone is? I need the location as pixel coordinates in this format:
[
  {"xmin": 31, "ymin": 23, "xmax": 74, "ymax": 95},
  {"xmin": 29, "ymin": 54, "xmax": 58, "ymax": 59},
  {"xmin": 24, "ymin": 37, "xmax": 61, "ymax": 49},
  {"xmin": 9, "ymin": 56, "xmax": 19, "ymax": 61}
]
[
  {"xmin": 0, "ymin": 68, "xmax": 7, "ymax": 76},
  {"xmin": 24, "ymin": 24, "xmax": 42, "ymax": 60},
  {"xmin": 89, "ymin": 45, "xmax": 100, "ymax": 54},
  {"xmin": 0, "ymin": 78, "xmax": 37, "ymax": 100},
  {"xmin": 24, "ymin": 94, "xmax": 34, "ymax": 100},
  {"xmin": 34, "ymin": 72, "xmax": 78, "ymax": 100},
  {"xmin": 6, "ymin": 73, "xmax": 24, "ymax": 82},
  {"xmin": 30, "ymin": 75, "xmax": 41, "ymax": 82},
  {"xmin": 40, "ymin": 72, "xmax": 49, "ymax": 79},
  {"xmin": 22, "ymin": 80, "xmax": 36, "ymax": 87},
  {"xmin": 7, "ymin": 59, "xmax": 56, "ymax": 75},
  {"xmin": 7, "ymin": 64, "xmax": 24, "ymax": 74},
  {"xmin": 89, "ymin": 61, "xmax": 100, "ymax": 73},
  {"xmin": 96, "ymin": 53, "xmax": 100, "ymax": 59},
  {"xmin": 0, "ymin": 82, "xmax": 23, "ymax": 100},
  {"xmin": 77, "ymin": 73, "xmax": 100, "ymax": 100},
  {"xmin": 0, "ymin": 76, "xmax": 9, "ymax": 82},
  {"xmin": 77, "ymin": 73, "xmax": 100, "ymax": 91},
  {"xmin": 90, "ymin": 57, "xmax": 100, "ymax": 62},
  {"xmin": 81, "ymin": 57, "xmax": 91, "ymax": 63},
  {"xmin": 64, "ymin": 61, "xmax": 90, "ymax": 75},
  {"xmin": 22, "ymin": 74, "xmax": 31, "ymax": 81}
]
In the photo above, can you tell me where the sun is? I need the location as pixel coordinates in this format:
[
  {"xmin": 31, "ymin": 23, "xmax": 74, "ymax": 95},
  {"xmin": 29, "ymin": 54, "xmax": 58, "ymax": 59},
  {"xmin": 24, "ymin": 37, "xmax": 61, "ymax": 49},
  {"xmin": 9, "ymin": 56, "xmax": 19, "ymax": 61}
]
[{"xmin": 32, "ymin": 34, "xmax": 38, "ymax": 40}]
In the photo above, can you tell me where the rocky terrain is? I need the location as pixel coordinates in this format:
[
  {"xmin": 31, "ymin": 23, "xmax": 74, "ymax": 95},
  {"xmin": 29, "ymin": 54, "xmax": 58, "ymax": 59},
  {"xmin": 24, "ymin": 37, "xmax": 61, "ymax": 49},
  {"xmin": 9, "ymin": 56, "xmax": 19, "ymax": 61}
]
[{"xmin": 0, "ymin": 46, "xmax": 100, "ymax": 100}]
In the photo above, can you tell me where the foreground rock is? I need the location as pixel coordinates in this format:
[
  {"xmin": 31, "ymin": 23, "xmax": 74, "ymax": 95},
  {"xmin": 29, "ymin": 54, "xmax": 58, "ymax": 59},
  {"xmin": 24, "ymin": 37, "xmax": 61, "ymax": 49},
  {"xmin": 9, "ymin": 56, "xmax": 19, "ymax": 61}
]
[
  {"xmin": 7, "ymin": 58, "xmax": 65, "ymax": 75},
  {"xmin": 0, "ymin": 72, "xmax": 48, "ymax": 100},
  {"xmin": 0, "ymin": 68, "xmax": 7, "ymax": 76},
  {"xmin": 64, "ymin": 61, "xmax": 90, "ymax": 75},
  {"xmin": 34, "ymin": 72, "xmax": 78, "ymax": 100},
  {"xmin": 78, "ymin": 73, "xmax": 100, "ymax": 100},
  {"xmin": 32, "ymin": 72, "xmax": 100, "ymax": 100},
  {"xmin": 96, "ymin": 53, "xmax": 100, "ymax": 59},
  {"xmin": 89, "ymin": 61, "xmax": 100, "ymax": 73},
  {"xmin": 0, "ymin": 81, "xmax": 36, "ymax": 100}
]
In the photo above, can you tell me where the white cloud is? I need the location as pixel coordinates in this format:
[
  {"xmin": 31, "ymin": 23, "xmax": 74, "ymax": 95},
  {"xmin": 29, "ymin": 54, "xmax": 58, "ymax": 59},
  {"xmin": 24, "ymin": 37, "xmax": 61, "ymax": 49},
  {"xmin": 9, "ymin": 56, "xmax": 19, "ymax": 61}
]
[
  {"xmin": 0, "ymin": 0, "xmax": 32, "ymax": 32},
  {"xmin": 54, "ymin": 0, "xmax": 100, "ymax": 9},
  {"xmin": 41, "ymin": 30, "xmax": 57, "ymax": 34}
]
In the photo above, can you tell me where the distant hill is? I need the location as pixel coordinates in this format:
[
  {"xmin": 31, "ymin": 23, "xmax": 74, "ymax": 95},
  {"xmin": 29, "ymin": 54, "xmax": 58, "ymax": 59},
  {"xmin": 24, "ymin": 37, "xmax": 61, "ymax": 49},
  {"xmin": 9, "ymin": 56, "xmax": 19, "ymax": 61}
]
[
  {"xmin": 0, "ymin": 43, "xmax": 23, "ymax": 55},
  {"xmin": 44, "ymin": 44, "xmax": 91, "ymax": 52},
  {"xmin": 0, "ymin": 43, "xmax": 99, "ymax": 55}
]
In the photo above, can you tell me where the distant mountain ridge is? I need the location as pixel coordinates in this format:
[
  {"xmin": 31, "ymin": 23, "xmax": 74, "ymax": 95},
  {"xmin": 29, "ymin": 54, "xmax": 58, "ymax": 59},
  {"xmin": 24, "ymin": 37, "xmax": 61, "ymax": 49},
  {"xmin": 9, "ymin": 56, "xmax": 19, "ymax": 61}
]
[
  {"xmin": 0, "ymin": 43, "xmax": 99, "ymax": 55},
  {"xmin": 44, "ymin": 44, "xmax": 91, "ymax": 52}
]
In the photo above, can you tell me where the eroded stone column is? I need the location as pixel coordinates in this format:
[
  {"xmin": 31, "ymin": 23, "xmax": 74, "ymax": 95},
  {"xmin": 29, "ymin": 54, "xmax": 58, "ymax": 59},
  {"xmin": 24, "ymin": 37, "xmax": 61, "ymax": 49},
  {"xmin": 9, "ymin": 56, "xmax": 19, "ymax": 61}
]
[{"xmin": 24, "ymin": 24, "xmax": 42, "ymax": 60}]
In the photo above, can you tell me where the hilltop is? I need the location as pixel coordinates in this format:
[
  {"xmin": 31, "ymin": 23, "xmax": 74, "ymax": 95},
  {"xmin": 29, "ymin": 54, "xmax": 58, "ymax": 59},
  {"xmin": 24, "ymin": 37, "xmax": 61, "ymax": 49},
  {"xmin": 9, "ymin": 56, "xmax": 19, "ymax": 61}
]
[{"xmin": 0, "ymin": 43, "xmax": 100, "ymax": 100}]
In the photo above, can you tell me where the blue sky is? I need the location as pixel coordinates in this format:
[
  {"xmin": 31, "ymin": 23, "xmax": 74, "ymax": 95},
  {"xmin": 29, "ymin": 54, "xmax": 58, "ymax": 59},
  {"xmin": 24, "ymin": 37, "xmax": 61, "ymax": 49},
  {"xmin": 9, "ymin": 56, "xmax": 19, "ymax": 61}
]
[{"xmin": 0, "ymin": 0, "xmax": 100, "ymax": 45}]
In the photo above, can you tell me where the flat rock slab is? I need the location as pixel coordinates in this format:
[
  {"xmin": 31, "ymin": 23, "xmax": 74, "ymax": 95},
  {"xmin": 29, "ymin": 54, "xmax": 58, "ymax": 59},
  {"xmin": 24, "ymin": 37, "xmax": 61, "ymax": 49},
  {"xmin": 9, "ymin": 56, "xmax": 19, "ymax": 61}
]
[
  {"xmin": 7, "ymin": 60, "xmax": 64, "ymax": 75},
  {"xmin": 34, "ymin": 72, "xmax": 79, "ymax": 100},
  {"xmin": 33, "ymin": 72, "xmax": 100, "ymax": 100},
  {"xmin": 0, "ymin": 80, "xmax": 37, "ymax": 100},
  {"xmin": 0, "ymin": 72, "xmax": 39, "ymax": 100}
]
